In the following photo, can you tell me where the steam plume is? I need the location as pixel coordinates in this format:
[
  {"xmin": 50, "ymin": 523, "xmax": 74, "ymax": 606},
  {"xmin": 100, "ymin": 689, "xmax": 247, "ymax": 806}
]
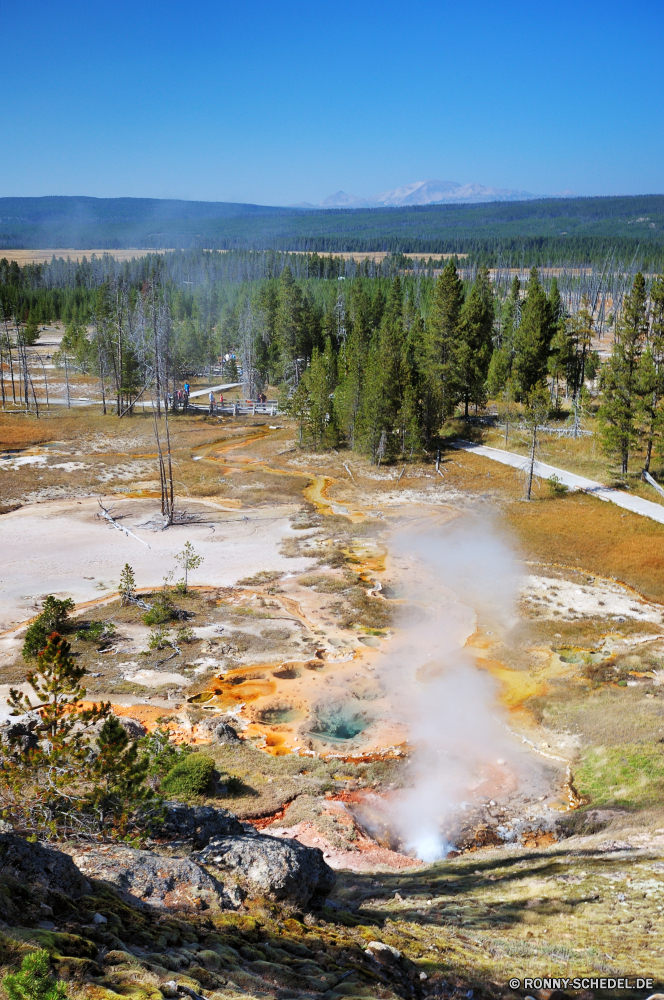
[{"xmin": 378, "ymin": 514, "xmax": 527, "ymax": 861}]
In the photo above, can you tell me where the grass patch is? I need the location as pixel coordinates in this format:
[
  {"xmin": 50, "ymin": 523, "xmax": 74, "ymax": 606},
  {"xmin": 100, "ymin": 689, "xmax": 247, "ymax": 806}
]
[
  {"xmin": 575, "ymin": 743, "xmax": 664, "ymax": 809},
  {"xmin": 298, "ymin": 574, "xmax": 349, "ymax": 594},
  {"xmin": 237, "ymin": 571, "xmax": 282, "ymax": 586}
]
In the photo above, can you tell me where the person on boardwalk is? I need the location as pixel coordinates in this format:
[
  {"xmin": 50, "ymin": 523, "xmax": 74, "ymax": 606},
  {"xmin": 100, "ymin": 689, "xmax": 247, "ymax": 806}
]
[{"xmin": 209, "ymin": 390, "xmax": 215, "ymax": 414}]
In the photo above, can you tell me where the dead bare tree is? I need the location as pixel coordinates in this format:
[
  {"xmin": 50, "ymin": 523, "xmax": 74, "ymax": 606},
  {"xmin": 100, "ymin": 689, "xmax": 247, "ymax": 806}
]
[
  {"xmin": 151, "ymin": 394, "xmax": 175, "ymax": 525},
  {"xmin": 239, "ymin": 299, "xmax": 261, "ymax": 400}
]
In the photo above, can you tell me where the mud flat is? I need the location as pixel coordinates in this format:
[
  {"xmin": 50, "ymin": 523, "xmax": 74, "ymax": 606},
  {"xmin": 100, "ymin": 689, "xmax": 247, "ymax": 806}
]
[{"xmin": 0, "ymin": 496, "xmax": 309, "ymax": 631}]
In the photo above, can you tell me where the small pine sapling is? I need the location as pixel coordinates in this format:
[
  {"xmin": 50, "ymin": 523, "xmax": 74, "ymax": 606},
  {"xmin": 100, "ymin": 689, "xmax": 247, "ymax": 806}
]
[
  {"xmin": 175, "ymin": 541, "xmax": 203, "ymax": 593},
  {"xmin": 3, "ymin": 949, "xmax": 67, "ymax": 1000},
  {"xmin": 119, "ymin": 564, "xmax": 136, "ymax": 605},
  {"xmin": 547, "ymin": 473, "xmax": 569, "ymax": 497},
  {"xmin": 147, "ymin": 627, "xmax": 172, "ymax": 650}
]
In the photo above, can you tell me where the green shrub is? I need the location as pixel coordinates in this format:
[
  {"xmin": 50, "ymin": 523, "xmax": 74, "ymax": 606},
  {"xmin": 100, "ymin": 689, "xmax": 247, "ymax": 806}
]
[
  {"xmin": 23, "ymin": 597, "xmax": 75, "ymax": 658},
  {"xmin": 547, "ymin": 473, "xmax": 569, "ymax": 497},
  {"xmin": 3, "ymin": 948, "xmax": 67, "ymax": 1000},
  {"xmin": 138, "ymin": 726, "xmax": 192, "ymax": 780},
  {"xmin": 147, "ymin": 627, "xmax": 172, "ymax": 650},
  {"xmin": 75, "ymin": 621, "xmax": 115, "ymax": 643},
  {"xmin": 161, "ymin": 754, "xmax": 215, "ymax": 798},
  {"xmin": 142, "ymin": 594, "xmax": 177, "ymax": 626}
]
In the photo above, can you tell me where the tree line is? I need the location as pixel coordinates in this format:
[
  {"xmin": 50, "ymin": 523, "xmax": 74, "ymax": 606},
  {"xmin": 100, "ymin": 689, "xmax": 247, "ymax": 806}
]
[{"xmin": 3, "ymin": 249, "xmax": 664, "ymax": 477}]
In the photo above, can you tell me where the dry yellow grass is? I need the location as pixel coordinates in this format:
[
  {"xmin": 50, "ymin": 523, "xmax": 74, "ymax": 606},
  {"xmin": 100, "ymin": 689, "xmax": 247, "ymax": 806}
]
[
  {"xmin": 435, "ymin": 438, "xmax": 664, "ymax": 604},
  {"xmin": 0, "ymin": 248, "xmax": 172, "ymax": 265}
]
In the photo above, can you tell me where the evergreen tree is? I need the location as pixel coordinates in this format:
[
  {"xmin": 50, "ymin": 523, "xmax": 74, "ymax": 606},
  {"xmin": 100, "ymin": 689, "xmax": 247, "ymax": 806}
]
[
  {"xmin": 119, "ymin": 564, "xmax": 136, "ymax": 605},
  {"xmin": 3, "ymin": 949, "xmax": 67, "ymax": 1000},
  {"xmin": 174, "ymin": 541, "xmax": 203, "ymax": 592},
  {"xmin": 334, "ymin": 329, "xmax": 363, "ymax": 449},
  {"xmin": 294, "ymin": 337, "xmax": 338, "ymax": 450},
  {"xmin": 274, "ymin": 266, "xmax": 303, "ymax": 380},
  {"xmin": 457, "ymin": 266, "xmax": 494, "ymax": 416},
  {"xmin": 22, "ymin": 596, "xmax": 75, "ymax": 658},
  {"xmin": 512, "ymin": 268, "xmax": 553, "ymax": 396},
  {"xmin": 357, "ymin": 276, "xmax": 407, "ymax": 462},
  {"xmin": 640, "ymin": 273, "xmax": 664, "ymax": 471},
  {"xmin": 427, "ymin": 260, "xmax": 464, "ymax": 418},
  {"xmin": 487, "ymin": 276, "xmax": 520, "ymax": 397},
  {"xmin": 599, "ymin": 272, "xmax": 649, "ymax": 474},
  {"xmin": 523, "ymin": 382, "xmax": 550, "ymax": 500},
  {"xmin": 86, "ymin": 715, "xmax": 153, "ymax": 834}
]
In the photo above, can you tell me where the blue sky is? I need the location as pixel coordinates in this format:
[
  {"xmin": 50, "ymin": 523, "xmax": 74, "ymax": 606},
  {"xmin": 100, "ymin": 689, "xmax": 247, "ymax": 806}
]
[{"xmin": 2, "ymin": 0, "xmax": 663, "ymax": 204}]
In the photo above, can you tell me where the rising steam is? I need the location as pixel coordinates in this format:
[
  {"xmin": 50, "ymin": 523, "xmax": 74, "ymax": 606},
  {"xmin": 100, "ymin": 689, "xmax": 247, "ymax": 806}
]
[{"xmin": 377, "ymin": 514, "xmax": 527, "ymax": 861}]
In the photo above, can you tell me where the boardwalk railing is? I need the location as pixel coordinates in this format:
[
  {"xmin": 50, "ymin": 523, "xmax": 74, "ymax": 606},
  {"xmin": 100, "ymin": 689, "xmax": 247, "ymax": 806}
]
[{"xmin": 173, "ymin": 398, "xmax": 279, "ymax": 417}]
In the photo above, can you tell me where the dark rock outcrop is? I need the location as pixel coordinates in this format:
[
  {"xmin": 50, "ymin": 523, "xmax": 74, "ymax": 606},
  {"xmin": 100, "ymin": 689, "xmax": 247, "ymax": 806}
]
[
  {"xmin": 0, "ymin": 833, "xmax": 91, "ymax": 899},
  {"xmin": 195, "ymin": 833, "xmax": 336, "ymax": 909},
  {"xmin": 116, "ymin": 717, "xmax": 147, "ymax": 739},
  {"xmin": 147, "ymin": 801, "xmax": 245, "ymax": 855},
  {"xmin": 0, "ymin": 713, "xmax": 41, "ymax": 753}
]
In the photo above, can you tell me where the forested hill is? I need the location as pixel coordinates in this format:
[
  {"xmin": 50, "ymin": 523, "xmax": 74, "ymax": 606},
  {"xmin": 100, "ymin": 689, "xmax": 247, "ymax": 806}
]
[{"xmin": 1, "ymin": 194, "xmax": 664, "ymax": 265}]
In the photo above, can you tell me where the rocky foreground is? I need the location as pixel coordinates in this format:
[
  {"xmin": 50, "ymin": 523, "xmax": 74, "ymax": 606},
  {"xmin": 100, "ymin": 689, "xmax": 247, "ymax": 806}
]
[{"xmin": 0, "ymin": 805, "xmax": 427, "ymax": 1000}]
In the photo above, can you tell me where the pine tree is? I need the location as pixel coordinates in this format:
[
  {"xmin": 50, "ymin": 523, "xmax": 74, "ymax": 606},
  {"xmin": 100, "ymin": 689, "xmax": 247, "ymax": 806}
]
[
  {"xmin": 86, "ymin": 715, "xmax": 153, "ymax": 834},
  {"xmin": 175, "ymin": 541, "xmax": 203, "ymax": 593},
  {"xmin": 487, "ymin": 276, "xmax": 520, "ymax": 397},
  {"xmin": 512, "ymin": 268, "xmax": 554, "ymax": 396},
  {"xmin": 3, "ymin": 949, "xmax": 67, "ymax": 1000},
  {"xmin": 274, "ymin": 266, "xmax": 303, "ymax": 380},
  {"xmin": 9, "ymin": 633, "xmax": 109, "ymax": 749},
  {"xmin": 119, "ymin": 564, "xmax": 136, "ymax": 605},
  {"xmin": 457, "ymin": 266, "xmax": 494, "ymax": 416},
  {"xmin": 640, "ymin": 273, "xmax": 664, "ymax": 471},
  {"xmin": 357, "ymin": 276, "xmax": 406, "ymax": 463},
  {"xmin": 298, "ymin": 338, "xmax": 337, "ymax": 449},
  {"xmin": 599, "ymin": 272, "xmax": 649, "ymax": 475},
  {"xmin": 427, "ymin": 260, "xmax": 464, "ymax": 418},
  {"xmin": 356, "ymin": 340, "xmax": 387, "ymax": 461},
  {"xmin": 22, "ymin": 596, "xmax": 75, "ymax": 658},
  {"xmin": 1, "ymin": 635, "xmax": 111, "ymax": 837},
  {"xmin": 334, "ymin": 329, "xmax": 363, "ymax": 449},
  {"xmin": 523, "ymin": 382, "xmax": 550, "ymax": 500}
]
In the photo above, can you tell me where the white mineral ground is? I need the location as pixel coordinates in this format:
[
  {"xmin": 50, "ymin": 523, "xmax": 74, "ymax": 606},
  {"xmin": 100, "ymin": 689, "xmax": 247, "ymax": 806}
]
[
  {"xmin": 0, "ymin": 496, "xmax": 311, "ymax": 633},
  {"xmin": 2, "ymin": 458, "xmax": 664, "ymax": 868}
]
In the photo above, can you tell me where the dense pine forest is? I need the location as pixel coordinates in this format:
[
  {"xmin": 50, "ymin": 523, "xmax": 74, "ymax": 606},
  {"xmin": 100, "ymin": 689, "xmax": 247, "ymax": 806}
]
[
  {"xmin": 1, "ymin": 248, "xmax": 664, "ymax": 477},
  {"xmin": 2, "ymin": 194, "xmax": 664, "ymax": 268}
]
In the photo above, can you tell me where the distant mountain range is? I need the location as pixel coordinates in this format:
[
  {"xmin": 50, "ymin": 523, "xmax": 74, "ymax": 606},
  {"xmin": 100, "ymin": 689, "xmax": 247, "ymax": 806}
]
[
  {"xmin": 293, "ymin": 179, "xmax": 539, "ymax": 209},
  {"xmin": 1, "ymin": 194, "xmax": 662, "ymax": 256}
]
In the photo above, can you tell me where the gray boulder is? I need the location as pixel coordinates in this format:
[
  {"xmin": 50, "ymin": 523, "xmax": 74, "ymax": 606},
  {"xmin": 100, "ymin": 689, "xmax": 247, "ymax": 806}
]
[
  {"xmin": 62, "ymin": 842, "xmax": 239, "ymax": 912},
  {"xmin": 195, "ymin": 833, "xmax": 335, "ymax": 909},
  {"xmin": 0, "ymin": 714, "xmax": 40, "ymax": 753},
  {"xmin": 0, "ymin": 833, "xmax": 91, "ymax": 899},
  {"xmin": 197, "ymin": 717, "xmax": 241, "ymax": 743},
  {"xmin": 147, "ymin": 801, "xmax": 245, "ymax": 855},
  {"xmin": 116, "ymin": 717, "xmax": 147, "ymax": 739}
]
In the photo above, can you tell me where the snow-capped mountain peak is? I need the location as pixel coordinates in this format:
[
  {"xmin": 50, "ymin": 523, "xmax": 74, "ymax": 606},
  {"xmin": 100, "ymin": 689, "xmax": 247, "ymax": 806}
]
[{"xmin": 317, "ymin": 179, "xmax": 536, "ymax": 208}]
